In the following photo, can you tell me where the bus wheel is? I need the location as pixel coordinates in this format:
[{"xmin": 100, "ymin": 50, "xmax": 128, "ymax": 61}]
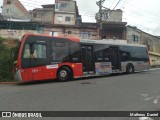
[
  {"xmin": 57, "ymin": 66, "xmax": 73, "ymax": 82},
  {"xmin": 126, "ymin": 64, "xmax": 134, "ymax": 74}
]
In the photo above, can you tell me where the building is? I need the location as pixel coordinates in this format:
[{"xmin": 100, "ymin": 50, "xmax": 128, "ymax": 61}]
[
  {"xmin": 126, "ymin": 25, "xmax": 160, "ymax": 66},
  {"xmin": 96, "ymin": 9, "xmax": 127, "ymax": 39},
  {"xmin": 0, "ymin": 14, "xmax": 5, "ymax": 21},
  {"xmin": 96, "ymin": 9, "xmax": 123, "ymax": 22},
  {"xmin": 101, "ymin": 21, "xmax": 127, "ymax": 40},
  {"xmin": 2, "ymin": 0, "xmax": 30, "ymax": 21},
  {"xmin": 0, "ymin": 21, "xmax": 43, "ymax": 39},
  {"xmin": 54, "ymin": 0, "xmax": 78, "ymax": 25},
  {"xmin": 43, "ymin": 22, "xmax": 98, "ymax": 39},
  {"xmin": 31, "ymin": 4, "xmax": 55, "ymax": 23},
  {"xmin": 126, "ymin": 26, "xmax": 141, "ymax": 44}
]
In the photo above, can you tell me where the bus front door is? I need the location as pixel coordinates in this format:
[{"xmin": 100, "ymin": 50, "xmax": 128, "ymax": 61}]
[
  {"xmin": 81, "ymin": 45, "xmax": 94, "ymax": 74},
  {"xmin": 110, "ymin": 47, "xmax": 121, "ymax": 71}
]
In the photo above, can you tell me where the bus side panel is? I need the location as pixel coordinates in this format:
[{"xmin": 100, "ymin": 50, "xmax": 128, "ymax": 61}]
[
  {"xmin": 31, "ymin": 66, "xmax": 57, "ymax": 81},
  {"xmin": 74, "ymin": 63, "xmax": 83, "ymax": 77},
  {"xmin": 20, "ymin": 66, "xmax": 57, "ymax": 81}
]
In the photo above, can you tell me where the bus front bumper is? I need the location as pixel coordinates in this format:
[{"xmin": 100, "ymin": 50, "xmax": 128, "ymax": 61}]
[{"xmin": 14, "ymin": 70, "xmax": 22, "ymax": 82}]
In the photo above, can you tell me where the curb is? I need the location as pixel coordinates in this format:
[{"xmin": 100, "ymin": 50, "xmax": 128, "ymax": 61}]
[
  {"xmin": 149, "ymin": 68, "xmax": 160, "ymax": 71},
  {"xmin": 0, "ymin": 68, "xmax": 160, "ymax": 85},
  {"xmin": 0, "ymin": 82, "xmax": 18, "ymax": 85}
]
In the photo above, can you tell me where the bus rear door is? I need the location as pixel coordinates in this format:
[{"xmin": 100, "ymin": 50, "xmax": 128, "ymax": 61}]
[{"xmin": 110, "ymin": 46, "xmax": 121, "ymax": 71}]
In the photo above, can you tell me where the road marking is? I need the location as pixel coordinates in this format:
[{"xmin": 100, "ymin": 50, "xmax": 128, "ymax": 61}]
[
  {"xmin": 141, "ymin": 93, "xmax": 160, "ymax": 104},
  {"xmin": 153, "ymin": 96, "xmax": 160, "ymax": 104},
  {"xmin": 141, "ymin": 94, "xmax": 149, "ymax": 98},
  {"xmin": 145, "ymin": 97, "xmax": 153, "ymax": 101},
  {"xmin": 139, "ymin": 117, "xmax": 153, "ymax": 120},
  {"xmin": 153, "ymin": 99, "xmax": 158, "ymax": 104}
]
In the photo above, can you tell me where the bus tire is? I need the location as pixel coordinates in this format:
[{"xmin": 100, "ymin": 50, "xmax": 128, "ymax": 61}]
[
  {"xmin": 126, "ymin": 64, "xmax": 134, "ymax": 74},
  {"xmin": 57, "ymin": 66, "xmax": 73, "ymax": 82}
]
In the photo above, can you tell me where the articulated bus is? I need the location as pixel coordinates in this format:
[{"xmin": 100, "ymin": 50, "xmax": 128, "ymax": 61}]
[{"xmin": 13, "ymin": 34, "xmax": 150, "ymax": 82}]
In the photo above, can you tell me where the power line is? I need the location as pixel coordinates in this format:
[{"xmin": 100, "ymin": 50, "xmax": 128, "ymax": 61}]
[
  {"xmin": 112, "ymin": 0, "xmax": 122, "ymax": 10},
  {"xmin": 20, "ymin": 1, "xmax": 42, "ymax": 7},
  {"xmin": 109, "ymin": 0, "xmax": 117, "ymax": 9}
]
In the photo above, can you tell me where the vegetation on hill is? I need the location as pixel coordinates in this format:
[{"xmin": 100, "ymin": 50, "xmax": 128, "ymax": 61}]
[{"xmin": 0, "ymin": 36, "xmax": 19, "ymax": 82}]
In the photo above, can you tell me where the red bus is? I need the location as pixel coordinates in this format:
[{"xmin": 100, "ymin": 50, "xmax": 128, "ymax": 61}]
[{"xmin": 13, "ymin": 34, "xmax": 150, "ymax": 82}]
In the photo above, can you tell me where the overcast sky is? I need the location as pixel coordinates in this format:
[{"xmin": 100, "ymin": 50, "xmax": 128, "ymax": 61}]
[{"xmin": 0, "ymin": 0, "xmax": 160, "ymax": 36}]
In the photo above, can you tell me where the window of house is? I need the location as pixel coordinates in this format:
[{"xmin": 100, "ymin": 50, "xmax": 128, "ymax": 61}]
[
  {"xmin": 55, "ymin": 3, "xmax": 60, "ymax": 10},
  {"xmin": 132, "ymin": 35, "xmax": 139, "ymax": 42},
  {"xmin": 5, "ymin": 9, "xmax": 10, "ymax": 13},
  {"xmin": 57, "ymin": 16, "xmax": 63, "ymax": 22},
  {"xmin": 65, "ymin": 16, "xmax": 71, "ymax": 22},
  {"xmin": 102, "ymin": 12, "xmax": 110, "ymax": 21},
  {"xmin": 6, "ymin": 0, "xmax": 11, "ymax": 4},
  {"xmin": 49, "ymin": 31, "xmax": 58, "ymax": 36},
  {"xmin": 61, "ymin": 3, "xmax": 68, "ymax": 8},
  {"xmin": 33, "ymin": 13, "xmax": 37, "ymax": 18},
  {"xmin": 80, "ymin": 31, "xmax": 91, "ymax": 38},
  {"xmin": 68, "ymin": 31, "xmax": 72, "ymax": 34}
]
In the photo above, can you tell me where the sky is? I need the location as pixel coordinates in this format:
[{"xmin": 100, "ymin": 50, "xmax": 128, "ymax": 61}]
[{"xmin": 0, "ymin": 0, "xmax": 160, "ymax": 36}]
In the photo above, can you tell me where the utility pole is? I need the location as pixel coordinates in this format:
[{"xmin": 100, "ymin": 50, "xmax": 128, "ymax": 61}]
[{"xmin": 96, "ymin": 0, "xmax": 105, "ymax": 39}]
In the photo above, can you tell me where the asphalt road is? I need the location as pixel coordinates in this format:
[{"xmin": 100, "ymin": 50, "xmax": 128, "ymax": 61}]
[{"xmin": 0, "ymin": 69, "xmax": 160, "ymax": 120}]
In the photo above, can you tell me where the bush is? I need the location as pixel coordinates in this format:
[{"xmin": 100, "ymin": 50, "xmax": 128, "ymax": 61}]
[{"xmin": 0, "ymin": 37, "xmax": 15, "ymax": 82}]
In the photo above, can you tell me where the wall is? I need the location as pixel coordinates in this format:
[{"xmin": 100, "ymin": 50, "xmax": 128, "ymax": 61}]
[
  {"xmin": 126, "ymin": 26, "xmax": 160, "ymax": 66},
  {"xmin": 0, "ymin": 29, "xmax": 41, "ymax": 39},
  {"xmin": 55, "ymin": 0, "xmax": 76, "ymax": 13},
  {"xmin": 96, "ymin": 9, "xmax": 122, "ymax": 22},
  {"xmin": 141, "ymin": 32, "xmax": 160, "ymax": 53},
  {"xmin": 44, "ymin": 27, "xmax": 98, "ymax": 40},
  {"xmin": 126, "ymin": 26, "xmax": 141, "ymax": 44},
  {"xmin": 149, "ymin": 52, "xmax": 160, "ymax": 66},
  {"xmin": 2, "ymin": 0, "xmax": 29, "ymax": 20},
  {"xmin": 54, "ymin": 13, "xmax": 75, "ymax": 25},
  {"xmin": 54, "ymin": 0, "xmax": 76, "ymax": 25},
  {"xmin": 31, "ymin": 9, "xmax": 54, "ymax": 23}
]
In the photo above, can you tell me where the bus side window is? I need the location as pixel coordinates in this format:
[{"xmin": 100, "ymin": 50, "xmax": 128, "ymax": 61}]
[
  {"xmin": 23, "ymin": 43, "xmax": 47, "ymax": 59},
  {"xmin": 52, "ymin": 41, "xmax": 69, "ymax": 62},
  {"xmin": 23, "ymin": 44, "xmax": 30, "ymax": 58},
  {"xmin": 70, "ymin": 42, "xmax": 81, "ymax": 62},
  {"xmin": 32, "ymin": 44, "xmax": 46, "ymax": 58}
]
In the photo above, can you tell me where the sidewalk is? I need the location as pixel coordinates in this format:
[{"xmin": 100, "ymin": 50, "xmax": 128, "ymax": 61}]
[{"xmin": 0, "ymin": 81, "xmax": 17, "ymax": 85}]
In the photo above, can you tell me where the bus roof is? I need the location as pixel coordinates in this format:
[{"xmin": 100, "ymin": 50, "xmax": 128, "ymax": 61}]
[
  {"xmin": 24, "ymin": 34, "xmax": 80, "ymax": 42},
  {"xmin": 80, "ymin": 39, "xmax": 147, "ymax": 47},
  {"xmin": 23, "ymin": 34, "xmax": 146, "ymax": 47}
]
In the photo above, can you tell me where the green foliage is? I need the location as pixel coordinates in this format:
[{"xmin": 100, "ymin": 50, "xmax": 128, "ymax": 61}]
[
  {"xmin": 0, "ymin": 37, "xmax": 15, "ymax": 82},
  {"xmin": 0, "ymin": 36, "xmax": 5, "ymax": 44}
]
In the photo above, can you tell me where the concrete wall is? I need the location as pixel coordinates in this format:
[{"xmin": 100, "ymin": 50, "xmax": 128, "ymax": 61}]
[
  {"xmin": 96, "ymin": 9, "xmax": 122, "ymax": 22},
  {"xmin": 44, "ymin": 27, "xmax": 98, "ymax": 40},
  {"xmin": 149, "ymin": 52, "xmax": 160, "ymax": 66},
  {"xmin": 126, "ymin": 26, "xmax": 160, "ymax": 66},
  {"xmin": 31, "ymin": 9, "xmax": 54, "ymax": 23},
  {"xmin": 54, "ymin": 13, "xmax": 75, "ymax": 25},
  {"xmin": 0, "ymin": 29, "xmax": 41, "ymax": 39},
  {"xmin": 126, "ymin": 26, "xmax": 141, "ymax": 44},
  {"xmin": 141, "ymin": 32, "xmax": 160, "ymax": 53},
  {"xmin": 55, "ymin": 1, "xmax": 76, "ymax": 13},
  {"xmin": 54, "ymin": 0, "xmax": 76, "ymax": 25},
  {"xmin": 2, "ymin": 0, "xmax": 29, "ymax": 20}
]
